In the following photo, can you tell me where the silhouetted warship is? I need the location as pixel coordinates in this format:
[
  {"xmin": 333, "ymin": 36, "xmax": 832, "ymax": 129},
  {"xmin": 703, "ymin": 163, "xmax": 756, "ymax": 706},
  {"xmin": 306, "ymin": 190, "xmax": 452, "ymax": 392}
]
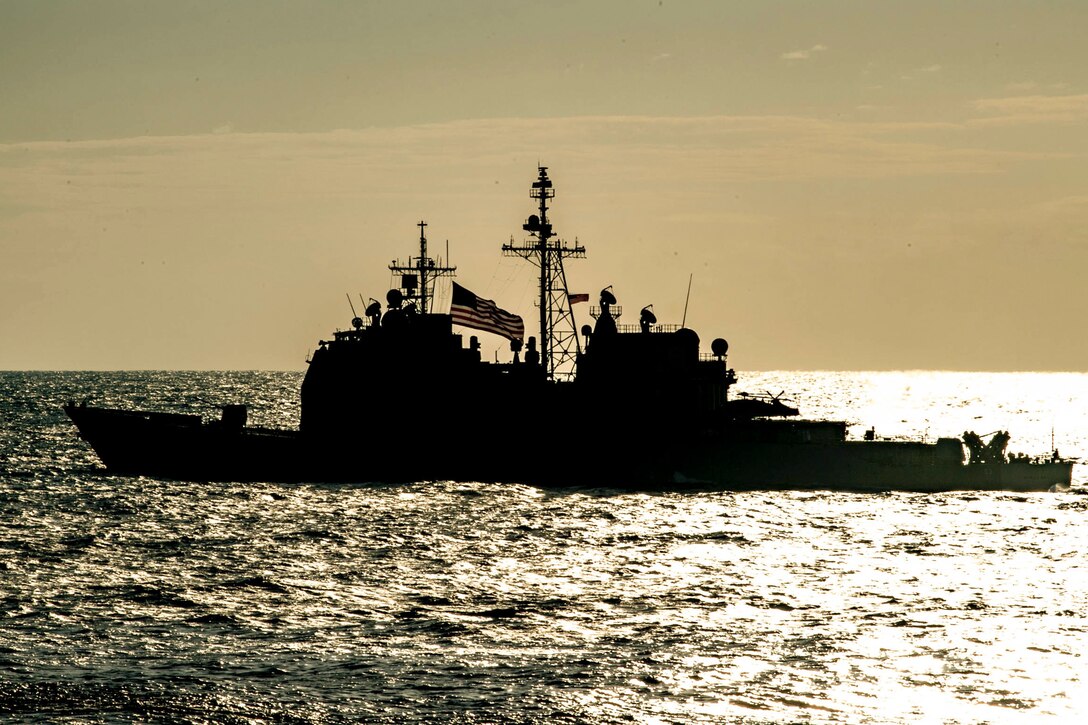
[{"xmin": 66, "ymin": 167, "xmax": 1074, "ymax": 492}]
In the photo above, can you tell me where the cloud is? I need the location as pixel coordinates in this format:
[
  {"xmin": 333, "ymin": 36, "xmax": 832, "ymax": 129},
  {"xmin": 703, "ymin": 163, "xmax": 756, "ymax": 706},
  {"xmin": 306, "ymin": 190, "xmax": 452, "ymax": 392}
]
[
  {"xmin": 1006, "ymin": 81, "xmax": 1039, "ymax": 92},
  {"xmin": 969, "ymin": 94, "xmax": 1088, "ymax": 126},
  {"xmin": 0, "ymin": 114, "xmax": 1059, "ymax": 227},
  {"xmin": 1043, "ymin": 194, "xmax": 1088, "ymax": 211},
  {"xmin": 1005, "ymin": 81, "xmax": 1069, "ymax": 92},
  {"xmin": 0, "ymin": 114, "xmax": 1048, "ymax": 185},
  {"xmin": 899, "ymin": 64, "xmax": 942, "ymax": 82},
  {"xmin": 781, "ymin": 44, "xmax": 827, "ymax": 61}
]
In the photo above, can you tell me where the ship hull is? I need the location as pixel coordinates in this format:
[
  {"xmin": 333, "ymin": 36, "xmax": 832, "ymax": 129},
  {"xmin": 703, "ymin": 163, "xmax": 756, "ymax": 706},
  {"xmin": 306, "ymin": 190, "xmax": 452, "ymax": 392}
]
[
  {"xmin": 661, "ymin": 441, "xmax": 1073, "ymax": 493},
  {"xmin": 64, "ymin": 405, "xmax": 306, "ymax": 482},
  {"xmin": 65, "ymin": 405, "xmax": 1073, "ymax": 493}
]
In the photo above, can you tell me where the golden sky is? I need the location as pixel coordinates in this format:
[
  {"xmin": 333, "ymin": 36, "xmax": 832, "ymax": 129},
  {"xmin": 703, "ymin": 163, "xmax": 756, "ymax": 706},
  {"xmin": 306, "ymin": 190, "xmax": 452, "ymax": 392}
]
[{"xmin": 2, "ymin": 1, "xmax": 1086, "ymax": 370}]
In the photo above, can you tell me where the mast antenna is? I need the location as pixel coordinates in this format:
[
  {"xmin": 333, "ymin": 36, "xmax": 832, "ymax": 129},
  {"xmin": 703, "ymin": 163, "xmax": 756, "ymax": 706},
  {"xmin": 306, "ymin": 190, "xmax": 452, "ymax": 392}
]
[
  {"xmin": 346, "ymin": 293, "xmax": 363, "ymax": 330},
  {"xmin": 682, "ymin": 273, "xmax": 693, "ymax": 328}
]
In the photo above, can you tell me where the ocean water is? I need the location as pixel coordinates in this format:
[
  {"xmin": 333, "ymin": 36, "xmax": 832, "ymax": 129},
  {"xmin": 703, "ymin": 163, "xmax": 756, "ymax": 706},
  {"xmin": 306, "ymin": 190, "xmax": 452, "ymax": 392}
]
[{"xmin": 1, "ymin": 370, "xmax": 1087, "ymax": 724}]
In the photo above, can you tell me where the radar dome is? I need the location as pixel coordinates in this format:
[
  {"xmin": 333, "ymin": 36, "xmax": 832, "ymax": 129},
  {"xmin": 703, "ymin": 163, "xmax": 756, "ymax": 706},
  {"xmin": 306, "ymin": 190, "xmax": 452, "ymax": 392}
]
[{"xmin": 674, "ymin": 327, "xmax": 700, "ymax": 347}]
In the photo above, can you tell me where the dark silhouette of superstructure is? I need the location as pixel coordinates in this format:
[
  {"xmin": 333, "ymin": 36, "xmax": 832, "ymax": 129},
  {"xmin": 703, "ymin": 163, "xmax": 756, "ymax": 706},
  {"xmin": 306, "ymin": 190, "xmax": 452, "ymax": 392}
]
[{"xmin": 65, "ymin": 168, "xmax": 1074, "ymax": 492}]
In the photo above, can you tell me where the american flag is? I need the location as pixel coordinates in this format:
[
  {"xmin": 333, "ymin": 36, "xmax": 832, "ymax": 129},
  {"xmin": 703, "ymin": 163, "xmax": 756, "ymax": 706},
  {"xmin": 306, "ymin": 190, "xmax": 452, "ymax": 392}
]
[
  {"xmin": 450, "ymin": 282, "xmax": 525, "ymax": 342},
  {"xmin": 567, "ymin": 292, "xmax": 590, "ymax": 304}
]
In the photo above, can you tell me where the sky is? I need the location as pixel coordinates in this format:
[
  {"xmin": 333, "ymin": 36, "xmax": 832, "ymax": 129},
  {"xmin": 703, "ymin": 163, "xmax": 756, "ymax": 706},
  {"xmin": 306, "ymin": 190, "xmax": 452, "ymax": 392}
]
[{"xmin": 2, "ymin": 0, "xmax": 1087, "ymax": 371}]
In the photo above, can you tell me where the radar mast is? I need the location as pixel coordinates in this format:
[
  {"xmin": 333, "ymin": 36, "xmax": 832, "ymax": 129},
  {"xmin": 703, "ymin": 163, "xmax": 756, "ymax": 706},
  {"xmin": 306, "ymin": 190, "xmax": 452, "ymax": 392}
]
[
  {"xmin": 502, "ymin": 167, "xmax": 586, "ymax": 380},
  {"xmin": 389, "ymin": 220, "xmax": 457, "ymax": 313}
]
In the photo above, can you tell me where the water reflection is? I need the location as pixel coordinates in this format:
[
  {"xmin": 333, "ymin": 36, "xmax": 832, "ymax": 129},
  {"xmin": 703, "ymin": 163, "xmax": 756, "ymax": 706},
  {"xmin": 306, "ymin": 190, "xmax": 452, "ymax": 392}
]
[{"xmin": 2, "ymin": 371, "xmax": 1087, "ymax": 722}]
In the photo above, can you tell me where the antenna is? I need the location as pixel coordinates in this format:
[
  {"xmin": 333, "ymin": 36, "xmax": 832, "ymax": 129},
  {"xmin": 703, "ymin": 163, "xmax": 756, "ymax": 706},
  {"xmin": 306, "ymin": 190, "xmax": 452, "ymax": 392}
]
[
  {"xmin": 681, "ymin": 273, "xmax": 693, "ymax": 328},
  {"xmin": 346, "ymin": 293, "xmax": 364, "ymax": 330}
]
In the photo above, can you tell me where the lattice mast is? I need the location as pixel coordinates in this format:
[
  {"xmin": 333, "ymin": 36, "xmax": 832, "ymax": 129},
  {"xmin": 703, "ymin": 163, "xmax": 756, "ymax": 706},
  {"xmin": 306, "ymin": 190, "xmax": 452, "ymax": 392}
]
[
  {"xmin": 502, "ymin": 167, "xmax": 586, "ymax": 380},
  {"xmin": 389, "ymin": 220, "xmax": 457, "ymax": 314}
]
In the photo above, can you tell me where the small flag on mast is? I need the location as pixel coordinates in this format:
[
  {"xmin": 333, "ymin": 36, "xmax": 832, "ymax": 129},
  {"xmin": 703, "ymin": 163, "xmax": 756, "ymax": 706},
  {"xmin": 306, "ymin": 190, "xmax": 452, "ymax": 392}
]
[
  {"xmin": 567, "ymin": 292, "xmax": 590, "ymax": 304},
  {"xmin": 450, "ymin": 282, "xmax": 525, "ymax": 342}
]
